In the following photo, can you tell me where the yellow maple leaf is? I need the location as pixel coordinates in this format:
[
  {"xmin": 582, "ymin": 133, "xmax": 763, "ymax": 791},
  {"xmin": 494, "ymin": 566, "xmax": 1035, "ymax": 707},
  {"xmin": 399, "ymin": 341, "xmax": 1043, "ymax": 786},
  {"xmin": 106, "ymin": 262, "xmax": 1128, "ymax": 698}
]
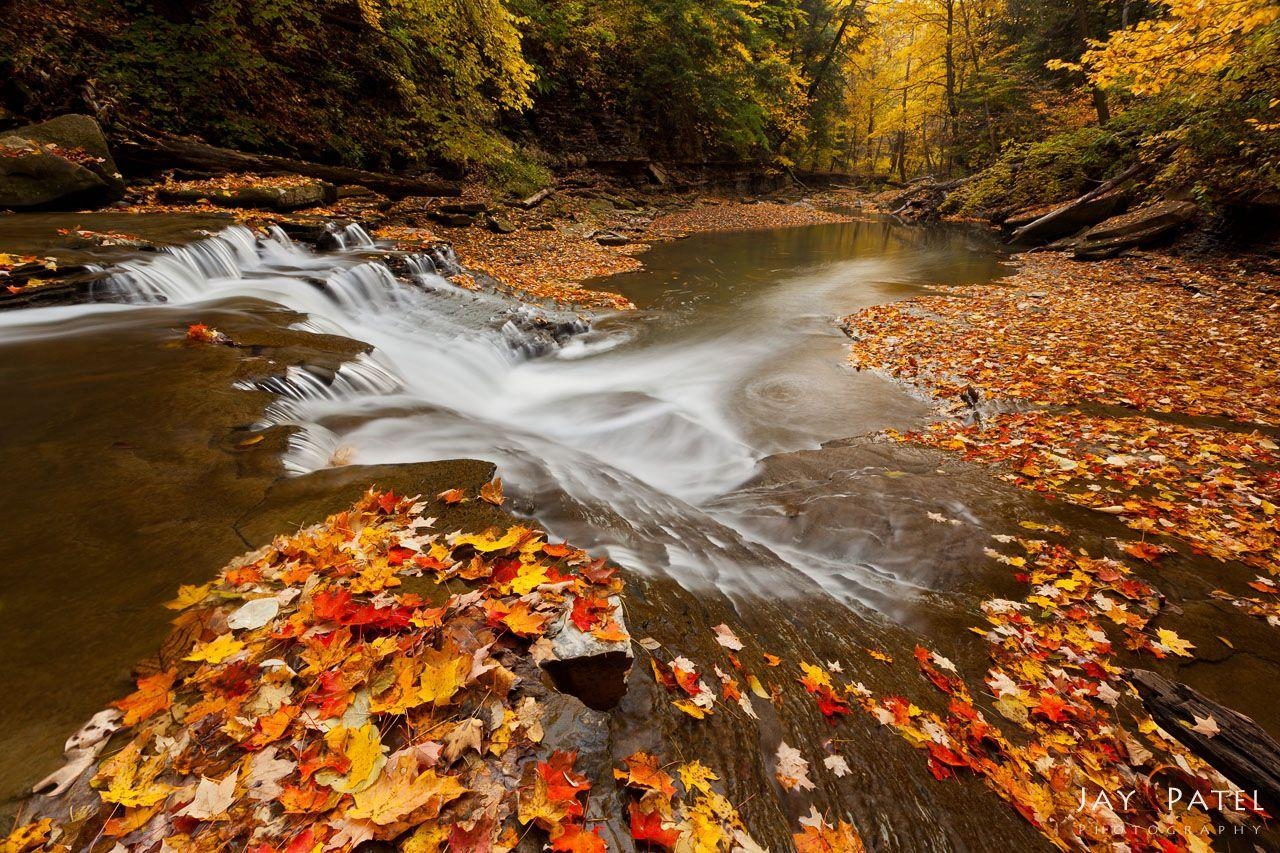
[
  {"xmin": 417, "ymin": 641, "xmax": 472, "ymax": 706},
  {"xmin": 673, "ymin": 700, "xmax": 710, "ymax": 718},
  {"xmin": 517, "ymin": 771, "xmax": 570, "ymax": 829},
  {"xmin": 501, "ymin": 602, "xmax": 549, "ymax": 637},
  {"xmin": 185, "ymin": 634, "xmax": 245, "ymax": 664},
  {"xmin": 1156, "ymin": 628, "xmax": 1196, "ymax": 657},
  {"xmin": 510, "ymin": 563, "xmax": 549, "ymax": 596},
  {"xmin": 164, "ymin": 583, "xmax": 213, "ymax": 610},
  {"xmin": 318, "ymin": 723, "xmax": 387, "ymax": 794},
  {"xmin": 95, "ymin": 740, "xmax": 174, "ymax": 808},
  {"xmin": 371, "ymin": 656, "xmax": 424, "ymax": 714},
  {"xmin": 2, "ymin": 819, "xmax": 52, "ymax": 853},
  {"xmin": 453, "ymin": 526, "xmax": 531, "ymax": 553},
  {"xmin": 347, "ymin": 753, "xmax": 467, "ymax": 825},
  {"xmin": 684, "ymin": 799, "xmax": 729, "ymax": 853},
  {"xmin": 678, "ymin": 761, "xmax": 719, "ymax": 796},
  {"xmin": 402, "ymin": 824, "xmax": 449, "ymax": 853}
]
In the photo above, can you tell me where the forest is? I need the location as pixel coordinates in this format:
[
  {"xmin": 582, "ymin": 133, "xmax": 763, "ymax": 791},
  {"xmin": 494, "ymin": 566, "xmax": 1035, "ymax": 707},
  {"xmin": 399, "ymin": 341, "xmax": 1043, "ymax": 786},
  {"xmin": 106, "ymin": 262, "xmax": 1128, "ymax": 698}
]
[
  {"xmin": 3, "ymin": 2, "xmax": 1280, "ymax": 853},
  {"xmin": 4, "ymin": 0, "xmax": 1277, "ymax": 207}
]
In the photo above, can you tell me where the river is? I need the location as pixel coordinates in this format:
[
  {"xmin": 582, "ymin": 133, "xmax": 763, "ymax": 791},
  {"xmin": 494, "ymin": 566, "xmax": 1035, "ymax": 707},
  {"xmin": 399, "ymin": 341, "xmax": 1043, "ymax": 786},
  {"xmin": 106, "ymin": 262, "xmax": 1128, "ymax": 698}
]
[{"xmin": 0, "ymin": 215, "xmax": 1095, "ymax": 848}]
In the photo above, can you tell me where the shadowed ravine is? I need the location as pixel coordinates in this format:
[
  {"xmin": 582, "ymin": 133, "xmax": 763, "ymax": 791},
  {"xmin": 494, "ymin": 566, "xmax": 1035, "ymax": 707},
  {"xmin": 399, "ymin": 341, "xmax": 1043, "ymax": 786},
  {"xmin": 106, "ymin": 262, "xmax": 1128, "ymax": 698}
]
[{"xmin": 0, "ymin": 219, "xmax": 1111, "ymax": 848}]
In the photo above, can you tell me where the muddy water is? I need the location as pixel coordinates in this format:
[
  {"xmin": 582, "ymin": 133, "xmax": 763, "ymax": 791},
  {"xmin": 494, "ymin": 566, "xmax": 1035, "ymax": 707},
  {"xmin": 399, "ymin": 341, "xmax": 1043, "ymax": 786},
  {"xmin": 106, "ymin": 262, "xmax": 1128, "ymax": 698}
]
[{"xmin": 1, "ymin": 215, "xmax": 1275, "ymax": 849}]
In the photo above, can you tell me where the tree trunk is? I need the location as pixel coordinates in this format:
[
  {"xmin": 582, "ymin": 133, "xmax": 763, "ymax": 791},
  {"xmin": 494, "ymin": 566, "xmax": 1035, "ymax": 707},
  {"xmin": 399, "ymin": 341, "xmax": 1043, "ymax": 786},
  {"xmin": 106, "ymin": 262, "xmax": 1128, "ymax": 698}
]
[
  {"xmin": 944, "ymin": 0, "xmax": 959, "ymax": 175},
  {"xmin": 1073, "ymin": 0, "xmax": 1111, "ymax": 125},
  {"xmin": 114, "ymin": 130, "xmax": 461, "ymax": 199}
]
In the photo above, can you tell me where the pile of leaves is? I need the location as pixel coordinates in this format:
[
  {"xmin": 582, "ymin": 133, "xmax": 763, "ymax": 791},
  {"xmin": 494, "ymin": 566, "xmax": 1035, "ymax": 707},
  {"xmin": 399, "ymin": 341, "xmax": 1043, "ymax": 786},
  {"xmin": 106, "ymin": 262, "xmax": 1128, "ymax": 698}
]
[
  {"xmin": 4, "ymin": 484, "xmax": 631, "ymax": 852},
  {"xmin": 613, "ymin": 752, "xmax": 774, "ymax": 851},
  {"xmin": 897, "ymin": 412, "xmax": 1280, "ymax": 575},
  {"xmin": 649, "ymin": 201, "xmax": 854, "ymax": 240},
  {"xmin": 844, "ymin": 253, "xmax": 1280, "ymax": 425},
  {"xmin": 159, "ymin": 174, "xmax": 322, "ymax": 194}
]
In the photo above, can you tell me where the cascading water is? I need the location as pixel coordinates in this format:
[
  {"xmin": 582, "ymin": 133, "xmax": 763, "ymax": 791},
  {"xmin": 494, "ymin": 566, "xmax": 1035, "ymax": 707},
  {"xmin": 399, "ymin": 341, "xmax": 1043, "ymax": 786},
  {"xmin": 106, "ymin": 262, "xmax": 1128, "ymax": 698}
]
[{"xmin": 0, "ymin": 219, "xmax": 1006, "ymax": 603}]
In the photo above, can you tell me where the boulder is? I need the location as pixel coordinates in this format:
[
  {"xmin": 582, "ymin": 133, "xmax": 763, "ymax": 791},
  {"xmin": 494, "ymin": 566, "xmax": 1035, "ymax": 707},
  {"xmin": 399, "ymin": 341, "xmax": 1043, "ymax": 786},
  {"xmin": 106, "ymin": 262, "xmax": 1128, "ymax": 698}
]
[
  {"xmin": 429, "ymin": 211, "xmax": 477, "ymax": 228},
  {"xmin": 1072, "ymin": 200, "xmax": 1198, "ymax": 260},
  {"xmin": 0, "ymin": 114, "xmax": 125, "ymax": 209},
  {"xmin": 593, "ymin": 230, "xmax": 629, "ymax": 246},
  {"xmin": 487, "ymin": 214, "xmax": 518, "ymax": 234}
]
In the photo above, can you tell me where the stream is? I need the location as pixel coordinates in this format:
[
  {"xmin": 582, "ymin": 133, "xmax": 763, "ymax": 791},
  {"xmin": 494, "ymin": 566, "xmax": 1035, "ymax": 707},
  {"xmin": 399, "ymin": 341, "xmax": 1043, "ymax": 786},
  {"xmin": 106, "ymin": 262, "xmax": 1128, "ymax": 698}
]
[{"xmin": 12, "ymin": 215, "xmax": 1262, "ymax": 849}]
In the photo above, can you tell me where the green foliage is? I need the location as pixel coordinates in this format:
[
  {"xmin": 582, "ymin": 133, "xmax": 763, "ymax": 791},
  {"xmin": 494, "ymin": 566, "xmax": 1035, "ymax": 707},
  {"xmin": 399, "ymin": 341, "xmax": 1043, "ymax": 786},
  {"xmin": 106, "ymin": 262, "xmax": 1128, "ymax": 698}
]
[
  {"xmin": 510, "ymin": 0, "xmax": 855, "ymax": 161},
  {"xmin": 0, "ymin": 0, "xmax": 535, "ymax": 171},
  {"xmin": 944, "ymin": 124, "xmax": 1124, "ymax": 213}
]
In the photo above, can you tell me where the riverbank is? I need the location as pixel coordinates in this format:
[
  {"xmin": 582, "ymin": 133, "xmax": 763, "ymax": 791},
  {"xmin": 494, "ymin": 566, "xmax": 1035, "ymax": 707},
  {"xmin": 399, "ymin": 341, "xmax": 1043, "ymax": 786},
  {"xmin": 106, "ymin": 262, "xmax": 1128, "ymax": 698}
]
[{"xmin": 838, "ymin": 247, "xmax": 1280, "ymax": 847}]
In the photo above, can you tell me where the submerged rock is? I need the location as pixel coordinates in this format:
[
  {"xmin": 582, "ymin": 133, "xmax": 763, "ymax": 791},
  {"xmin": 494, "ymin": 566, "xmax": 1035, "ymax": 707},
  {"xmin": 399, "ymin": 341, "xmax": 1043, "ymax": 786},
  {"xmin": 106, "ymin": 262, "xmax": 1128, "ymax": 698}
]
[{"xmin": 0, "ymin": 114, "xmax": 125, "ymax": 210}]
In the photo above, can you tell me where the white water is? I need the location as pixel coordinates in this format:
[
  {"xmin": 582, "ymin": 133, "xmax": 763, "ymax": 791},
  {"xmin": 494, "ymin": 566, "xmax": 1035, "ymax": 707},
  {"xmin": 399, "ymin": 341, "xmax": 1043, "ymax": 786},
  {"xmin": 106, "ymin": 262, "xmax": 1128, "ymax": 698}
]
[{"xmin": 0, "ymin": 223, "xmax": 1001, "ymax": 601}]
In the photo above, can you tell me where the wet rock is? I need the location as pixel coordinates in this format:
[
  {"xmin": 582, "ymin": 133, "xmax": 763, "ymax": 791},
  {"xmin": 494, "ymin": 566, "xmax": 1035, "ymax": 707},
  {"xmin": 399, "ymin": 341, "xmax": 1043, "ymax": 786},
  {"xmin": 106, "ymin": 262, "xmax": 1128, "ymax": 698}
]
[
  {"xmin": 487, "ymin": 214, "xmax": 518, "ymax": 234},
  {"xmin": 1072, "ymin": 200, "xmax": 1199, "ymax": 260},
  {"xmin": 429, "ymin": 210, "xmax": 477, "ymax": 228},
  {"xmin": 540, "ymin": 595, "xmax": 632, "ymax": 711},
  {"xmin": 0, "ymin": 114, "xmax": 125, "ymax": 210},
  {"xmin": 275, "ymin": 215, "xmax": 355, "ymax": 244}
]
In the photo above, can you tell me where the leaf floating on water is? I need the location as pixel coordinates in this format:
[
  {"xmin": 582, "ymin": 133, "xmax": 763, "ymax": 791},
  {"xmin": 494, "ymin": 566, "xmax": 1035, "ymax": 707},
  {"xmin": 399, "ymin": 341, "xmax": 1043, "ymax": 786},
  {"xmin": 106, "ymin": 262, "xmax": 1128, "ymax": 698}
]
[
  {"xmin": 823, "ymin": 754, "xmax": 851, "ymax": 777},
  {"xmin": 774, "ymin": 741, "xmax": 815, "ymax": 791},
  {"xmin": 712, "ymin": 623, "xmax": 743, "ymax": 650}
]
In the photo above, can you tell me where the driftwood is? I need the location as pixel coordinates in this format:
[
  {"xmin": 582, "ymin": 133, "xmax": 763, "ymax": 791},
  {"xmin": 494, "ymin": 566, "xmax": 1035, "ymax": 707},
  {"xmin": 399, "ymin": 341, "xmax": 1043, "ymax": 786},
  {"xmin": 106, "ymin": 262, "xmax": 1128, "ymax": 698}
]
[
  {"xmin": 1130, "ymin": 668, "xmax": 1280, "ymax": 810},
  {"xmin": 1011, "ymin": 161, "xmax": 1150, "ymax": 243},
  {"xmin": 516, "ymin": 187, "xmax": 554, "ymax": 209},
  {"xmin": 113, "ymin": 130, "xmax": 460, "ymax": 199}
]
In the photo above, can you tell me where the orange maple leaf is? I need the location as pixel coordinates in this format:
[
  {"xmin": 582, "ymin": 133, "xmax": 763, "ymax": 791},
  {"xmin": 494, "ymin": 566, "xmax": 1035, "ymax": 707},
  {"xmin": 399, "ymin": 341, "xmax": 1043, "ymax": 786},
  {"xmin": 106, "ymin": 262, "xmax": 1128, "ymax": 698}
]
[
  {"xmin": 113, "ymin": 669, "xmax": 177, "ymax": 725},
  {"xmin": 613, "ymin": 752, "xmax": 676, "ymax": 797}
]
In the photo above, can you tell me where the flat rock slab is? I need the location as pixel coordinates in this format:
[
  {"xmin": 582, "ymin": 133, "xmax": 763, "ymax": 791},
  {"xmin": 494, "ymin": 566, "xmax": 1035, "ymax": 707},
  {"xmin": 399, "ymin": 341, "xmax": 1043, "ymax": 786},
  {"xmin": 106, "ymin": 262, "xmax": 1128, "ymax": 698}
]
[
  {"xmin": 1073, "ymin": 200, "xmax": 1198, "ymax": 260},
  {"xmin": 158, "ymin": 180, "xmax": 336, "ymax": 212},
  {"xmin": 1012, "ymin": 186, "xmax": 1130, "ymax": 243}
]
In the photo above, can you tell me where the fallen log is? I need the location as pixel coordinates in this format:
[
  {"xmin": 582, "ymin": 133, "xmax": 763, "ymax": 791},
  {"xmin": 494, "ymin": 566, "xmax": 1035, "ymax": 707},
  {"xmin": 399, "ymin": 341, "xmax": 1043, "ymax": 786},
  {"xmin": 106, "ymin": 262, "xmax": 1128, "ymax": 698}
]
[
  {"xmin": 1130, "ymin": 668, "xmax": 1280, "ymax": 811},
  {"xmin": 1011, "ymin": 160, "xmax": 1151, "ymax": 243},
  {"xmin": 515, "ymin": 187, "xmax": 554, "ymax": 209},
  {"xmin": 113, "ymin": 130, "xmax": 460, "ymax": 199}
]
